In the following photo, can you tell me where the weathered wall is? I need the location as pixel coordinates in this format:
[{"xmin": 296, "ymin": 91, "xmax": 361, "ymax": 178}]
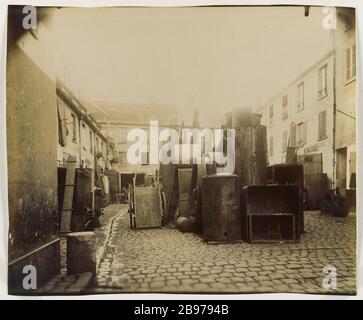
[
  {"xmin": 7, "ymin": 6, "xmax": 58, "ymax": 279},
  {"xmin": 335, "ymin": 8, "xmax": 356, "ymax": 150},
  {"xmin": 7, "ymin": 43, "xmax": 58, "ymax": 262}
]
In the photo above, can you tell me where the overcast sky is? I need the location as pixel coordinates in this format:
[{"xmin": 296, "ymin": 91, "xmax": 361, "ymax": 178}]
[{"xmin": 52, "ymin": 6, "xmax": 332, "ymax": 127}]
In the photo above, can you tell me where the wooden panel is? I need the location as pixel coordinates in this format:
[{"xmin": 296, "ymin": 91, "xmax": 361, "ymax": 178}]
[
  {"xmin": 234, "ymin": 126, "xmax": 267, "ymax": 187},
  {"xmin": 202, "ymin": 175, "xmax": 241, "ymax": 241},
  {"xmin": 297, "ymin": 153, "xmax": 322, "ymax": 175},
  {"xmin": 304, "ymin": 173, "xmax": 329, "ymax": 209},
  {"xmin": 160, "ymin": 163, "xmax": 177, "ymax": 224},
  {"xmin": 134, "ymin": 186, "xmax": 162, "ymax": 228}
]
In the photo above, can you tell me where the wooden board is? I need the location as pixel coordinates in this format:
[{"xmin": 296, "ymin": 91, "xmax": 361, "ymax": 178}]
[
  {"xmin": 60, "ymin": 156, "xmax": 77, "ymax": 233},
  {"xmin": 178, "ymin": 168, "xmax": 193, "ymax": 218},
  {"xmin": 202, "ymin": 175, "xmax": 241, "ymax": 242},
  {"xmin": 134, "ymin": 186, "xmax": 162, "ymax": 228},
  {"xmin": 304, "ymin": 173, "xmax": 329, "ymax": 209}
]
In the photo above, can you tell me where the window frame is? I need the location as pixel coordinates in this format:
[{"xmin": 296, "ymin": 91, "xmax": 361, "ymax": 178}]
[
  {"xmin": 89, "ymin": 130, "xmax": 93, "ymax": 154},
  {"xmin": 269, "ymin": 136, "xmax": 274, "ymax": 156},
  {"xmin": 282, "ymin": 131, "xmax": 288, "ymax": 153},
  {"xmin": 282, "ymin": 94, "xmax": 288, "ymax": 120},
  {"xmin": 71, "ymin": 113, "xmax": 77, "ymax": 143},
  {"xmin": 318, "ymin": 64, "xmax": 328, "ymax": 99},
  {"xmin": 346, "ymin": 43, "xmax": 356, "ymax": 83},
  {"xmin": 297, "ymin": 82, "xmax": 304, "ymax": 112},
  {"xmin": 297, "ymin": 121, "xmax": 307, "ymax": 147},
  {"xmin": 318, "ymin": 110, "xmax": 327, "ymax": 141},
  {"xmin": 268, "ymin": 105, "xmax": 274, "ymax": 127}
]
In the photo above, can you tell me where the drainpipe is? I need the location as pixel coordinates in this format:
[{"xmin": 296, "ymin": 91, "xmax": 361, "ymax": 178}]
[
  {"xmin": 332, "ymin": 28, "xmax": 337, "ymax": 192},
  {"xmin": 78, "ymin": 116, "xmax": 82, "ymax": 168}
]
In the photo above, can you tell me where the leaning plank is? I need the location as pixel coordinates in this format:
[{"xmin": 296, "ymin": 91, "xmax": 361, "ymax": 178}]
[{"xmin": 60, "ymin": 156, "xmax": 77, "ymax": 233}]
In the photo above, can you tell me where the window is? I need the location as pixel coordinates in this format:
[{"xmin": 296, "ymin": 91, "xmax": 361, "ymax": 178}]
[
  {"xmin": 141, "ymin": 151, "xmax": 149, "ymax": 165},
  {"xmin": 297, "ymin": 82, "xmax": 304, "ymax": 111},
  {"xmin": 119, "ymin": 128, "xmax": 128, "ymax": 143},
  {"xmin": 297, "ymin": 121, "xmax": 307, "ymax": 147},
  {"xmin": 346, "ymin": 43, "xmax": 356, "ymax": 82},
  {"xmin": 82, "ymin": 123, "xmax": 86, "ymax": 150},
  {"xmin": 282, "ymin": 131, "xmax": 288, "ymax": 152},
  {"xmin": 318, "ymin": 110, "xmax": 327, "ymax": 140},
  {"xmin": 282, "ymin": 95, "xmax": 288, "ymax": 120},
  {"xmin": 318, "ymin": 65, "xmax": 328, "ymax": 98},
  {"xmin": 96, "ymin": 137, "xmax": 99, "ymax": 152},
  {"xmin": 71, "ymin": 113, "xmax": 77, "ymax": 143},
  {"xmin": 89, "ymin": 131, "xmax": 93, "ymax": 154},
  {"xmin": 269, "ymin": 136, "xmax": 274, "ymax": 156},
  {"xmin": 268, "ymin": 105, "xmax": 274, "ymax": 126},
  {"xmin": 290, "ymin": 123, "xmax": 296, "ymax": 147},
  {"xmin": 118, "ymin": 151, "xmax": 127, "ymax": 165}
]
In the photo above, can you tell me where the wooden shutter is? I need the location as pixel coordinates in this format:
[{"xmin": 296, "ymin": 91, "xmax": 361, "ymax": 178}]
[
  {"xmin": 303, "ymin": 121, "xmax": 307, "ymax": 145},
  {"xmin": 290, "ymin": 124, "xmax": 296, "ymax": 147},
  {"xmin": 57, "ymin": 101, "xmax": 67, "ymax": 147},
  {"xmin": 318, "ymin": 111, "xmax": 326, "ymax": 139}
]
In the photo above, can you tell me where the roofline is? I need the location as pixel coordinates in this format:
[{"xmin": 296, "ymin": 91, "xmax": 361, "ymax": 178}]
[
  {"xmin": 56, "ymin": 82, "xmax": 111, "ymax": 144},
  {"xmin": 255, "ymin": 50, "xmax": 335, "ymax": 113}
]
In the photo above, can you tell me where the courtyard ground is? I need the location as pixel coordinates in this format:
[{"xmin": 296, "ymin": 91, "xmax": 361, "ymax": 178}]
[{"xmin": 94, "ymin": 204, "xmax": 356, "ymax": 295}]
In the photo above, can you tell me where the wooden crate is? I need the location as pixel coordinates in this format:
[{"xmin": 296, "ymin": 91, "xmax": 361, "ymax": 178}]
[
  {"xmin": 267, "ymin": 164, "xmax": 304, "ymax": 234},
  {"xmin": 241, "ymin": 185, "xmax": 300, "ymax": 242}
]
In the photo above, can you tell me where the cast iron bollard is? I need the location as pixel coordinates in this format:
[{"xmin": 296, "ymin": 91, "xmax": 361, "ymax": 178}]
[{"xmin": 67, "ymin": 232, "xmax": 96, "ymax": 276}]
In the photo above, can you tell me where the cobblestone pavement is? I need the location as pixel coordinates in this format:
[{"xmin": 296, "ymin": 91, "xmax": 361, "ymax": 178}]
[{"xmin": 95, "ymin": 204, "xmax": 356, "ymax": 295}]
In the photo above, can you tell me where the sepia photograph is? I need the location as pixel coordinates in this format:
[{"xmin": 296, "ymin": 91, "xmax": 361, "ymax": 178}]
[{"xmin": 5, "ymin": 3, "xmax": 357, "ymax": 296}]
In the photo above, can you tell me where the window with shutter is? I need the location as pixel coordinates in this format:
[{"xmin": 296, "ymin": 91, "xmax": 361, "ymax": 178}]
[
  {"xmin": 297, "ymin": 122, "xmax": 305, "ymax": 147},
  {"xmin": 282, "ymin": 95, "xmax": 288, "ymax": 120},
  {"xmin": 290, "ymin": 124, "xmax": 296, "ymax": 147},
  {"xmin": 318, "ymin": 110, "xmax": 327, "ymax": 140},
  {"xmin": 297, "ymin": 82, "xmax": 304, "ymax": 111},
  {"xmin": 71, "ymin": 113, "xmax": 77, "ymax": 143},
  {"xmin": 82, "ymin": 123, "xmax": 87, "ymax": 151},
  {"xmin": 268, "ymin": 105, "xmax": 274, "ymax": 127},
  {"xmin": 352, "ymin": 44, "xmax": 356, "ymax": 78},
  {"xmin": 346, "ymin": 43, "xmax": 356, "ymax": 82},
  {"xmin": 269, "ymin": 136, "xmax": 274, "ymax": 156},
  {"xmin": 57, "ymin": 100, "xmax": 68, "ymax": 147},
  {"xmin": 282, "ymin": 131, "xmax": 287, "ymax": 152},
  {"xmin": 303, "ymin": 121, "xmax": 307, "ymax": 145},
  {"xmin": 141, "ymin": 151, "xmax": 149, "ymax": 165},
  {"xmin": 318, "ymin": 65, "xmax": 328, "ymax": 98},
  {"xmin": 89, "ymin": 131, "xmax": 93, "ymax": 154},
  {"xmin": 346, "ymin": 47, "xmax": 351, "ymax": 80}
]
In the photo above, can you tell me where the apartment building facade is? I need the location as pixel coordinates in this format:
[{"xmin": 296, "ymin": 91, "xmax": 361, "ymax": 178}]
[
  {"xmin": 56, "ymin": 81, "xmax": 116, "ymax": 172},
  {"xmin": 93, "ymin": 103, "xmax": 179, "ymax": 176},
  {"xmin": 258, "ymin": 52, "xmax": 336, "ymax": 183},
  {"xmin": 256, "ymin": 7, "xmax": 356, "ymax": 196}
]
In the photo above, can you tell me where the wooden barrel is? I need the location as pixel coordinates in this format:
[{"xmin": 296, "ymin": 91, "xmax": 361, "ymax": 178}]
[{"xmin": 201, "ymin": 174, "xmax": 241, "ymax": 241}]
